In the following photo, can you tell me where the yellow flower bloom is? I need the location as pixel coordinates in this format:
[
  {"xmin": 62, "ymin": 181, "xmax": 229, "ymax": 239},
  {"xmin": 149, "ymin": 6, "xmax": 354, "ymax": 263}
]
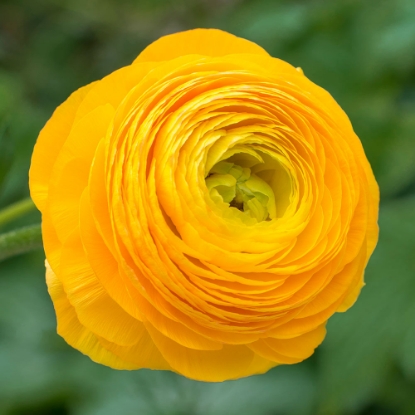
[{"xmin": 29, "ymin": 29, "xmax": 379, "ymax": 381}]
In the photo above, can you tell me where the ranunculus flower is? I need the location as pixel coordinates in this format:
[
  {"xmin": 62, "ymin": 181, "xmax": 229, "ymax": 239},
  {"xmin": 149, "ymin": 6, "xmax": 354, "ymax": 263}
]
[{"xmin": 29, "ymin": 29, "xmax": 379, "ymax": 381}]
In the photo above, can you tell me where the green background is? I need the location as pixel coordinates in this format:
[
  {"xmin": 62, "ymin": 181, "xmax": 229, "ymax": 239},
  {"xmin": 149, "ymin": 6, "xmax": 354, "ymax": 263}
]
[{"xmin": 1, "ymin": 0, "xmax": 415, "ymax": 414}]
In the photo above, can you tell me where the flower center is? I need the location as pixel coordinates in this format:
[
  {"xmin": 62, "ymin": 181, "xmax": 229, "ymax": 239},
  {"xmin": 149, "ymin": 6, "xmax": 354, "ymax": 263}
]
[{"xmin": 206, "ymin": 155, "xmax": 278, "ymax": 222}]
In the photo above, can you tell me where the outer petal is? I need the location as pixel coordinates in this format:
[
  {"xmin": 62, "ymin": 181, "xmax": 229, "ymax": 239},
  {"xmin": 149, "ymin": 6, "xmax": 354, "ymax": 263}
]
[
  {"xmin": 145, "ymin": 322, "xmax": 275, "ymax": 382},
  {"xmin": 29, "ymin": 82, "xmax": 96, "ymax": 211},
  {"xmin": 46, "ymin": 262, "xmax": 169, "ymax": 370},
  {"xmin": 134, "ymin": 28, "xmax": 269, "ymax": 64},
  {"xmin": 30, "ymin": 63, "xmax": 160, "ymax": 213},
  {"xmin": 46, "ymin": 261, "xmax": 139, "ymax": 369},
  {"xmin": 248, "ymin": 325, "xmax": 327, "ymax": 363},
  {"xmin": 59, "ymin": 229, "xmax": 144, "ymax": 346}
]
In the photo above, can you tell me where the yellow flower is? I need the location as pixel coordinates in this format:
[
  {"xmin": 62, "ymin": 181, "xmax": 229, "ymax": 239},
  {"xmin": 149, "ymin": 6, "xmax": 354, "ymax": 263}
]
[{"xmin": 29, "ymin": 29, "xmax": 379, "ymax": 381}]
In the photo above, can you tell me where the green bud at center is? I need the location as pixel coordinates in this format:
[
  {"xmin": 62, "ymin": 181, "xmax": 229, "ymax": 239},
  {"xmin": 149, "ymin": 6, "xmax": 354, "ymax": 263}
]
[{"xmin": 206, "ymin": 160, "xmax": 277, "ymax": 222}]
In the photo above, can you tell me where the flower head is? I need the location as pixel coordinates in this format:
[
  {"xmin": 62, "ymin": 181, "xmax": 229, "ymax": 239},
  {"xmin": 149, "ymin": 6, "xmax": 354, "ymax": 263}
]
[{"xmin": 29, "ymin": 29, "xmax": 379, "ymax": 381}]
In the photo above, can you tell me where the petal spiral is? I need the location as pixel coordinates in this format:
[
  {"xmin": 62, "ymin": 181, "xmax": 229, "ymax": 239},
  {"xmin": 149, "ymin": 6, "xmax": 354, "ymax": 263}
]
[{"xmin": 30, "ymin": 29, "xmax": 379, "ymax": 381}]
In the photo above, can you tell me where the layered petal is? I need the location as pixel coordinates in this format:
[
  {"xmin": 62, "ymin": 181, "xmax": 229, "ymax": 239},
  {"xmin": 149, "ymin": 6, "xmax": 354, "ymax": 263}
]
[
  {"xmin": 134, "ymin": 28, "xmax": 269, "ymax": 63},
  {"xmin": 31, "ymin": 29, "xmax": 379, "ymax": 382},
  {"xmin": 46, "ymin": 262, "xmax": 169, "ymax": 370}
]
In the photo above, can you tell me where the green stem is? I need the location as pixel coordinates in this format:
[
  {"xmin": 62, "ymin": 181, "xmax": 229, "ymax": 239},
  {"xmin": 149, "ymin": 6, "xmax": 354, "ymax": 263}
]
[
  {"xmin": 0, "ymin": 198, "xmax": 36, "ymax": 228},
  {"xmin": 0, "ymin": 224, "xmax": 43, "ymax": 262}
]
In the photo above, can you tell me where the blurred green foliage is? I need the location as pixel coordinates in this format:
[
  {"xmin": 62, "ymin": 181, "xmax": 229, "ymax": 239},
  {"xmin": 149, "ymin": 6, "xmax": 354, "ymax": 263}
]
[{"xmin": 1, "ymin": 0, "xmax": 415, "ymax": 414}]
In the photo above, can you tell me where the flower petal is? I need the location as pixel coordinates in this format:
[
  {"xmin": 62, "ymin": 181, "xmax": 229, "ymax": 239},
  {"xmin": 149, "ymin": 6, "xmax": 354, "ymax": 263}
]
[
  {"xmin": 134, "ymin": 28, "xmax": 269, "ymax": 64},
  {"xmin": 46, "ymin": 261, "xmax": 140, "ymax": 369},
  {"xmin": 145, "ymin": 322, "xmax": 274, "ymax": 382},
  {"xmin": 29, "ymin": 82, "xmax": 96, "ymax": 211},
  {"xmin": 58, "ymin": 229, "xmax": 145, "ymax": 346},
  {"xmin": 248, "ymin": 324, "xmax": 326, "ymax": 363}
]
